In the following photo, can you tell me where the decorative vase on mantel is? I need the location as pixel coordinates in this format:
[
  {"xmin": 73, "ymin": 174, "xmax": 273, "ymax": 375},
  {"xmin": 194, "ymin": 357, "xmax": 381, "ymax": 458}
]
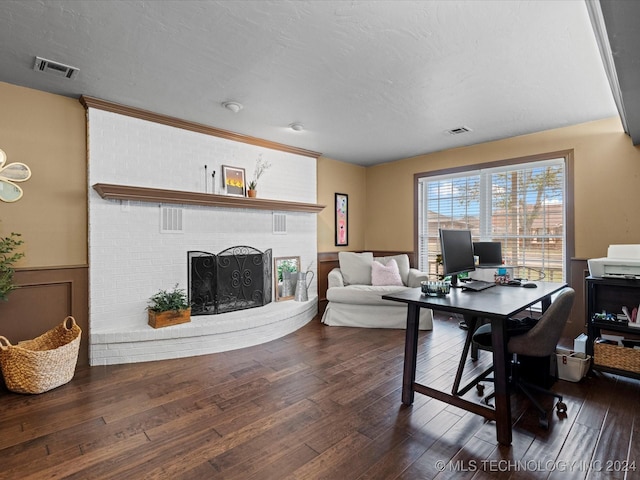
[{"xmin": 247, "ymin": 155, "xmax": 270, "ymax": 199}]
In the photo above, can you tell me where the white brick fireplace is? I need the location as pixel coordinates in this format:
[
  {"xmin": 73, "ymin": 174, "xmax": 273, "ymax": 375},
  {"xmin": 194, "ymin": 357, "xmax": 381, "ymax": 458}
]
[{"xmin": 87, "ymin": 107, "xmax": 319, "ymax": 365}]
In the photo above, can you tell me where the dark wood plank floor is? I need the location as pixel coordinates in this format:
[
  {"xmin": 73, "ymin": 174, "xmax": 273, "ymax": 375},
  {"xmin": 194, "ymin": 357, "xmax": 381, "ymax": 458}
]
[{"xmin": 1, "ymin": 312, "xmax": 639, "ymax": 479}]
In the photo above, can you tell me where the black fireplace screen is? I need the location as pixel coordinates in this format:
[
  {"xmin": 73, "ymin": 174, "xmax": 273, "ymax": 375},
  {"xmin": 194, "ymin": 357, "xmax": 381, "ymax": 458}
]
[{"xmin": 188, "ymin": 246, "xmax": 272, "ymax": 315}]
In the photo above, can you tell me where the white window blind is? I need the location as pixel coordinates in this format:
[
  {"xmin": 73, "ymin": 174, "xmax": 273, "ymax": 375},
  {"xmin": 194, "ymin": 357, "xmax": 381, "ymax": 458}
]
[{"xmin": 418, "ymin": 158, "xmax": 565, "ymax": 282}]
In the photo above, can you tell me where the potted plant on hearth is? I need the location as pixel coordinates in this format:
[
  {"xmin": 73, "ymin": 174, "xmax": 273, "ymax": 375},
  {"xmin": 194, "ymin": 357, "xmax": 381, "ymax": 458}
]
[
  {"xmin": 147, "ymin": 284, "xmax": 191, "ymax": 328},
  {"xmin": 247, "ymin": 154, "xmax": 271, "ymax": 198}
]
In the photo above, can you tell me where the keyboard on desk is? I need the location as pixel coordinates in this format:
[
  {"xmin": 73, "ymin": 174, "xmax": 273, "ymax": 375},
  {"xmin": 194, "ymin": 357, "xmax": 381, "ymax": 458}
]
[{"xmin": 460, "ymin": 280, "xmax": 496, "ymax": 291}]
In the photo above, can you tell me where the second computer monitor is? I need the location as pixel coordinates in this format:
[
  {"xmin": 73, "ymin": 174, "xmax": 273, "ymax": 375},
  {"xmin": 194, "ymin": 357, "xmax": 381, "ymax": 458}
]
[{"xmin": 473, "ymin": 241, "xmax": 503, "ymax": 267}]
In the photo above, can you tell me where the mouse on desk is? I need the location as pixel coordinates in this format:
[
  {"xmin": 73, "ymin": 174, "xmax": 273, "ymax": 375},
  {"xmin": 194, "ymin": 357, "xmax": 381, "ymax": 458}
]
[
  {"xmin": 507, "ymin": 279, "xmax": 521, "ymax": 286},
  {"xmin": 521, "ymin": 282, "xmax": 537, "ymax": 288}
]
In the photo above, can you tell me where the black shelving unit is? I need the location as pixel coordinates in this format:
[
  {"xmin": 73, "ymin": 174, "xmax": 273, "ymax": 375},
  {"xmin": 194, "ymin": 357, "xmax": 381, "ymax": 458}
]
[{"xmin": 586, "ymin": 275, "xmax": 640, "ymax": 379}]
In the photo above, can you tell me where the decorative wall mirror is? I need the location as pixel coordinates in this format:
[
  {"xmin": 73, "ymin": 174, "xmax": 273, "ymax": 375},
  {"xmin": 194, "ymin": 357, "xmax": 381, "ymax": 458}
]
[
  {"xmin": 274, "ymin": 256, "xmax": 300, "ymax": 301},
  {"xmin": 0, "ymin": 148, "xmax": 31, "ymax": 203}
]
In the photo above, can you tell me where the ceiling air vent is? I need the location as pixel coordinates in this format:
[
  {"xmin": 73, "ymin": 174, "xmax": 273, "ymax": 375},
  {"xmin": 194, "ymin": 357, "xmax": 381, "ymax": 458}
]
[
  {"xmin": 33, "ymin": 56, "xmax": 79, "ymax": 79},
  {"xmin": 446, "ymin": 126, "xmax": 472, "ymax": 136}
]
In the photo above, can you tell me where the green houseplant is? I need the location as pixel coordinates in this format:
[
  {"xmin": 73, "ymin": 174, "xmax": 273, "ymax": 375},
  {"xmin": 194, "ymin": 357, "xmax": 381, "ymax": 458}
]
[
  {"xmin": 0, "ymin": 231, "xmax": 24, "ymax": 302},
  {"xmin": 147, "ymin": 284, "xmax": 191, "ymax": 328}
]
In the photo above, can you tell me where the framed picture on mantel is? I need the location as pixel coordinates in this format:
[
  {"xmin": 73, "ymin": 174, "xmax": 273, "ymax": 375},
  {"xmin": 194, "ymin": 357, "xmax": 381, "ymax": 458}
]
[
  {"xmin": 335, "ymin": 192, "xmax": 348, "ymax": 246},
  {"xmin": 222, "ymin": 165, "xmax": 246, "ymax": 197}
]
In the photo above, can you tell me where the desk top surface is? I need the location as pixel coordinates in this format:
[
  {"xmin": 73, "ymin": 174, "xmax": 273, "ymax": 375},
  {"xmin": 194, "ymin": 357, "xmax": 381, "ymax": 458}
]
[{"xmin": 382, "ymin": 282, "xmax": 568, "ymax": 319}]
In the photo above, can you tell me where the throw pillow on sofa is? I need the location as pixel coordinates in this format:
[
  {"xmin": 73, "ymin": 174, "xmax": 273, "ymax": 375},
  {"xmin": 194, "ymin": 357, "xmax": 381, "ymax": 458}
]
[
  {"xmin": 375, "ymin": 254, "xmax": 410, "ymax": 286},
  {"xmin": 338, "ymin": 251, "xmax": 374, "ymax": 285},
  {"xmin": 371, "ymin": 259, "xmax": 404, "ymax": 286}
]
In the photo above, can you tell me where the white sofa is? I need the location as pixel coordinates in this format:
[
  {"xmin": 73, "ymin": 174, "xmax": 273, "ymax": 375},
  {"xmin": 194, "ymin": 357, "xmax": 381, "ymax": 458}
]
[{"xmin": 321, "ymin": 252, "xmax": 433, "ymax": 330}]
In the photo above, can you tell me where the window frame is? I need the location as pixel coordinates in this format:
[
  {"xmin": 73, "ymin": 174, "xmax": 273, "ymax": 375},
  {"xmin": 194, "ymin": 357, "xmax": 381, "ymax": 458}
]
[{"xmin": 413, "ymin": 150, "xmax": 574, "ymax": 282}]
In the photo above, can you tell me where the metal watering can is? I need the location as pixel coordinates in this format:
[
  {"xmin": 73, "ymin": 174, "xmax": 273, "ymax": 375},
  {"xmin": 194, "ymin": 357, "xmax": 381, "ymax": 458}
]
[{"xmin": 294, "ymin": 270, "xmax": 314, "ymax": 302}]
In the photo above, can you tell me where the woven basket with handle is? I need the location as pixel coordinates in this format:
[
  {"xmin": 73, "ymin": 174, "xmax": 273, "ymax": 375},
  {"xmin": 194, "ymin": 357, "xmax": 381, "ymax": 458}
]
[{"xmin": 0, "ymin": 316, "xmax": 81, "ymax": 394}]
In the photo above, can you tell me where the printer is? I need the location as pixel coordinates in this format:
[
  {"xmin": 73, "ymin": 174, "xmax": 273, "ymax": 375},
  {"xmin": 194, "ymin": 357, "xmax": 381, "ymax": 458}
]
[{"xmin": 588, "ymin": 245, "xmax": 640, "ymax": 279}]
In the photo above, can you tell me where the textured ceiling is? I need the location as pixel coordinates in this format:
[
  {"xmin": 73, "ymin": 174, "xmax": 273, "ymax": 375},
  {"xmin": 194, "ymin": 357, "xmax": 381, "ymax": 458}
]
[{"xmin": 0, "ymin": 0, "xmax": 619, "ymax": 166}]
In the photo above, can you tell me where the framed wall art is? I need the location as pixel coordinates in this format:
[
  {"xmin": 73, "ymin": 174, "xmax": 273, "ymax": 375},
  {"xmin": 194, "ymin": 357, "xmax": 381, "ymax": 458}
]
[
  {"xmin": 222, "ymin": 165, "xmax": 246, "ymax": 197},
  {"xmin": 335, "ymin": 192, "xmax": 348, "ymax": 246},
  {"xmin": 274, "ymin": 256, "xmax": 300, "ymax": 301}
]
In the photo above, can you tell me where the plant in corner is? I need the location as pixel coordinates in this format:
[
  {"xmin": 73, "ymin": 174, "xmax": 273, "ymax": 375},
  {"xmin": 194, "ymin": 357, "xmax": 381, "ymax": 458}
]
[
  {"xmin": 247, "ymin": 154, "xmax": 271, "ymax": 197},
  {"xmin": 147, "ymin": 283, "xmax": 191, "ymax": 328},
  {"xmin": 0, "ymin": 231, "xmax": 25, "ymax": 302}
]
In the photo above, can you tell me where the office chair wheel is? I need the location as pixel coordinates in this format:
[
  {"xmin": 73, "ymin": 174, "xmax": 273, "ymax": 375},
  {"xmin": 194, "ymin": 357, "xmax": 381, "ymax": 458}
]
[
  {"xmin": 538, "ymin": 415, "xmax": 549, "ymax": 430},
  {"xmin": 556, "ymin": 401, "xmax": 567, "ymax": 414}
]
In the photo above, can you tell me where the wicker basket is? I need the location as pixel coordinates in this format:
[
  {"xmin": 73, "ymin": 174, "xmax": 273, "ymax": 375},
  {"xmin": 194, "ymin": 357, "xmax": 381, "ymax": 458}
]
[
  {"xmin": 594, "ymin": 338, "xmax": 640, "ymax": 374},
  {"xmin": 0, "ymin": 316, "xmax": 81, "ymax": 394}
]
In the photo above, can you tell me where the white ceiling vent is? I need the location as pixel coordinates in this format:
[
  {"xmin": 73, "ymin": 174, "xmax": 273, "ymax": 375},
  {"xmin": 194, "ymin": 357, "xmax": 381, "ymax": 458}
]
[
  {"xmin": 446, "ymin": 126, "xmax": 472, "ymax": 136},
  {"xmin": 33, "ymin": 56, "xmax": 79, "ymax": 79},
  {"xmin": 273, "ymin": 213, "xmax": 287, "ymax": 234}
]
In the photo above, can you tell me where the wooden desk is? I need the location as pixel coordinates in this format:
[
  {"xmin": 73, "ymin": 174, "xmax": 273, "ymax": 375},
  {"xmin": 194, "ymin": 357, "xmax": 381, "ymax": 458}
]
[{"xmin": 382, "ymin": 281, "xmax": 567, "ymax": 446}]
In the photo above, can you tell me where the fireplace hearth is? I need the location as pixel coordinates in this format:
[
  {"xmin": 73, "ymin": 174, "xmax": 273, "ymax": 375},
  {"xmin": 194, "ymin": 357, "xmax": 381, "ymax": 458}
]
[{"xmin": 188, "ymin": 246, "xmax": 272, "ymax": 315}]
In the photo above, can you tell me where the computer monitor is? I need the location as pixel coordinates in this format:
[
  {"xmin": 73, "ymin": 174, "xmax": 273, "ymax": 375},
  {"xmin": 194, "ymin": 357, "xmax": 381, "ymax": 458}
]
[
  {"xmin": 473, "ymin": 241, "xmax": 503, "ymax": 267},
  {"xmin": 439, "ymin": 229, "xmax": 476, "ymax": 287}
]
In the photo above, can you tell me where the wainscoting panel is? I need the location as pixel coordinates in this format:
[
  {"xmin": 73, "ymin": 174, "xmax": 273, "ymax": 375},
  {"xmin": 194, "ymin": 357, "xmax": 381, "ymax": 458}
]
[
  {"xmin": 0, "ymin": 266, "xmax": 89, "ymax": 366},
  {"xmin": 565, "ymin": 258, "xmax": 589, "ymax": 342}
]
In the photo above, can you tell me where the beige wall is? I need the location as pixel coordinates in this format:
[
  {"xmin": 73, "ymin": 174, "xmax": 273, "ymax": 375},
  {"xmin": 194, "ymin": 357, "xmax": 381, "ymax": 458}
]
[
  {"xmin": 317, "ymin": 156, "xmax": 366, "ymax": 252},
  {"xmin": 0, "ymin": 81, "xmax": 87, "ymax": 267},
  {"xmin": 364, "ymin": 117, "xmax": 640, "ymax": 259}
]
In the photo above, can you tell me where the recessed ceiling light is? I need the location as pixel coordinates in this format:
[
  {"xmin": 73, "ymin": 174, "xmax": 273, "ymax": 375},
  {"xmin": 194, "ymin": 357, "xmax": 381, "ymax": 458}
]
[
  {"xmin": 222, "ymin": 101, "xmax": 243, "ymax": 113},
  {"xmin": 289, "ymin": 122, "xmax": 304, "ymax": 132}
]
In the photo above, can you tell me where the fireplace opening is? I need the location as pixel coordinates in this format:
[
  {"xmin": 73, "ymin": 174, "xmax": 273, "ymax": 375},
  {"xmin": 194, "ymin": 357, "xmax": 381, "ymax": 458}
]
[{"xmin": 188, "ymin": 246, "xmax": 272, "ymax": 315}]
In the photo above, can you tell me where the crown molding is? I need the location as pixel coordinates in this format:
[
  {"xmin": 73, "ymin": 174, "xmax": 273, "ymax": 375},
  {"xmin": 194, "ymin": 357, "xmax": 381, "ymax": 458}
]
[{"xmin": 79, "ymin": 96, "xmax": 322, "ymax": 159}]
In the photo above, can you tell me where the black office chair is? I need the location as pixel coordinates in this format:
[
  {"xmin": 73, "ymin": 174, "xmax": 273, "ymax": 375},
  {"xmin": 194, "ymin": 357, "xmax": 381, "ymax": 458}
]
[{"xmin": 472, "ymin": 287, "xmax": 575, "ymax": 428}]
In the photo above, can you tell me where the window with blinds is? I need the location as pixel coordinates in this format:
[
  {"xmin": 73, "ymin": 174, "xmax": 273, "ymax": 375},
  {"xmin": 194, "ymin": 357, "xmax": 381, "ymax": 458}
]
[{"xmin": 417, "ymin": 157, "xmax": 566, "ymax": 282}]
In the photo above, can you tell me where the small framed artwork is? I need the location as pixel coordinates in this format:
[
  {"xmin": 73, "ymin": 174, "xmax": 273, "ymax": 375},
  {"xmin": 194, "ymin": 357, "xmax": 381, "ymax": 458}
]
[
  {"xmin": 222, "ymin": 165, "xmax": 246, "ymax": 197},
  {"xmin": 335, "ymin": 192, "xmax": 348, "ymax": 246}
]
